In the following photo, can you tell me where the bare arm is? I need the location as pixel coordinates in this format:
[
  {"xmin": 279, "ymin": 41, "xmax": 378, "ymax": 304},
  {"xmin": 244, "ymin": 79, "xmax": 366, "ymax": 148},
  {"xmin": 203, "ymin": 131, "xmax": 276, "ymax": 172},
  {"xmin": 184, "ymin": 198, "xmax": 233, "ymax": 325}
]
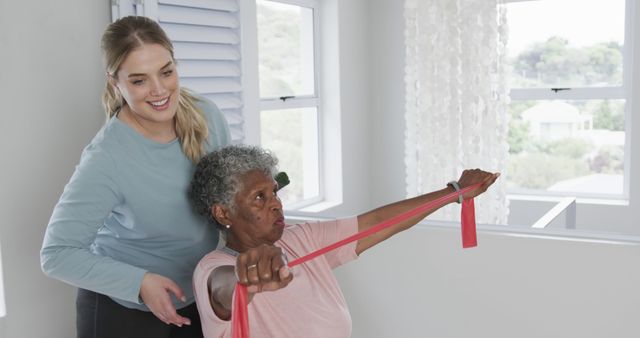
[
  {"xmin": 207, "ymin": 266, "xmax": 240, "ymax": 321},
  {"xmin": 355, "ymin": 169, "xmax": 499, "ymax": 255}
]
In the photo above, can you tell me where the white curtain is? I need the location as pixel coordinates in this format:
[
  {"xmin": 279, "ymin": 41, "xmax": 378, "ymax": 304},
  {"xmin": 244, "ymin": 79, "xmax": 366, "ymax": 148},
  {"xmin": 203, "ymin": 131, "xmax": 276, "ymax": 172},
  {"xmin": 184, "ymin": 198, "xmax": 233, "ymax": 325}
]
[{"xmin": 404, "ymin": 0, "xmax": 509, "ymax": 224}]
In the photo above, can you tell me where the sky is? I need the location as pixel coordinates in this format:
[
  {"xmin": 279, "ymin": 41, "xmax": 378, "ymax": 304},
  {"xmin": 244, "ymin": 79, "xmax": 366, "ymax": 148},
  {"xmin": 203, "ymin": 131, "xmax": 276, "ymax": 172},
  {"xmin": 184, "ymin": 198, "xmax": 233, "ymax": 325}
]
[{"xmin": 506, "ymin": 0, "xmax": 625, "ymax": 57}]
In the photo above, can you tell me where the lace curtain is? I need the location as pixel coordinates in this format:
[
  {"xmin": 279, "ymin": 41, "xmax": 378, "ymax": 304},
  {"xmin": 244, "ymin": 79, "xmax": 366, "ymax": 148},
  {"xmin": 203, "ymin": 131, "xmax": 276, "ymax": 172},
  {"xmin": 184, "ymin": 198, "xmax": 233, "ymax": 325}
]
[{"xmin": 404, "ymin": 0, "xmax": 509, "ymax": 224}]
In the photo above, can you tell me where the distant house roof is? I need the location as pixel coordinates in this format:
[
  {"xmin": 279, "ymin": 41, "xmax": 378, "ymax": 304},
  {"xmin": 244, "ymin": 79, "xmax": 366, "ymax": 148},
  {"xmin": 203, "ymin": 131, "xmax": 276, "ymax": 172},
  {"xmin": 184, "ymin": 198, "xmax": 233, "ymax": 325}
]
[{"xmin": 522, "ymin": 101, "xmax": 589, "ymax": 124}]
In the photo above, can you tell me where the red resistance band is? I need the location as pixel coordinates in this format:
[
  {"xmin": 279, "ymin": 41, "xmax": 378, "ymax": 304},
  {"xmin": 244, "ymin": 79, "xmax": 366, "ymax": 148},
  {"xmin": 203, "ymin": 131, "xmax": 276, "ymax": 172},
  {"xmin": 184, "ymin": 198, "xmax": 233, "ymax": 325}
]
[{"xmin": 232, "ymin": 183, "xmax": 481, "ymax": 338}]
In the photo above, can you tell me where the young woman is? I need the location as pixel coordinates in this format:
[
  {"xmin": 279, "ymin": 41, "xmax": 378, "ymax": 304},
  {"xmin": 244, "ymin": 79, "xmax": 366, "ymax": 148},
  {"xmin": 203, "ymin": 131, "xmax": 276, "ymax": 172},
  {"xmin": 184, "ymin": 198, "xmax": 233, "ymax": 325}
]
[{"xmin": 40, "ymin": 16, "xmax": 231, "ymax": 338}]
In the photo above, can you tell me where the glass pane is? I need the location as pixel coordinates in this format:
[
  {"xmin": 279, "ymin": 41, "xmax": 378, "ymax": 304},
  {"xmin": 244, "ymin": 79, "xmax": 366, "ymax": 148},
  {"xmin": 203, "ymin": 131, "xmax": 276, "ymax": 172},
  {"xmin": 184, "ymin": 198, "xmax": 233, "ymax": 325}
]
[
  {"xmin": 507, "ymin": 99, "xmax": 625, "ymax": 195},
  {"xmin": 257, "ymin": 0, "xmax": 315, "ymax": 98},
  {"xmin": 505, "ymin": 0, "xmax": 625, "ymax": 88},
  {"xmin": 261, "ymin": 107, "xmax": 320, "ymax": 205}
]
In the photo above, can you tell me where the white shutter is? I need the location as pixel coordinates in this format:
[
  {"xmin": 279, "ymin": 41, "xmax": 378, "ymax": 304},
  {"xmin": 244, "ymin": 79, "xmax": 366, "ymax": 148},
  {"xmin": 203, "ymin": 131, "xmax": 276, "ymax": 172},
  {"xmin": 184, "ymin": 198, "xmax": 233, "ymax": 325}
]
[{"xmin": 111, "ymin": 0, "xmax": 245, "ymax": 142}]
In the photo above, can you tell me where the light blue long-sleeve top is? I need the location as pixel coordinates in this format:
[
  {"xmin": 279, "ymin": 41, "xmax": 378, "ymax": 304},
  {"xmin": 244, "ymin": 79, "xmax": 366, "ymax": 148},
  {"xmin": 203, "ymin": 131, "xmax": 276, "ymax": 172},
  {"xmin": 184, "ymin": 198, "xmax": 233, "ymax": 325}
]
[{"xmin": 41, "ymin": 97, "xmax": 231, "ymax": 310}]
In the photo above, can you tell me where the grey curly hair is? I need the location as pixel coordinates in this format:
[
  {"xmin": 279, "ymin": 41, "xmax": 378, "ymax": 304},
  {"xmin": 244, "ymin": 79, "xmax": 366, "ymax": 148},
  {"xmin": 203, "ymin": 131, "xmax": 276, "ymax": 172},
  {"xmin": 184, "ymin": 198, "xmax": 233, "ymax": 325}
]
[{"xmin": 190, "ymin": 145, "xmax": 279, "ymax": 228}]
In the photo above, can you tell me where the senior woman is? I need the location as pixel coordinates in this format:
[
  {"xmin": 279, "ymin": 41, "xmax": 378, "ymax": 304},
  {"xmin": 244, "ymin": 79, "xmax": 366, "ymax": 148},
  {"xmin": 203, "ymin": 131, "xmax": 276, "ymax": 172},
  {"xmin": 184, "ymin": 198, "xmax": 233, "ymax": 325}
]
[{"xmin": 190, "ymin": 145, "xmax": 498, "ymax": 338}]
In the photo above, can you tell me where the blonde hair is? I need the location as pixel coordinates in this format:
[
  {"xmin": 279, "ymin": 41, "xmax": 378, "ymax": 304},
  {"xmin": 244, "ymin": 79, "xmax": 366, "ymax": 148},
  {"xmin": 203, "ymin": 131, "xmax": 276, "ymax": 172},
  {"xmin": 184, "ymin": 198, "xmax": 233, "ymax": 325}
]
[{"xmin": 100, "ymin": 16, "xmax": 208, "ymax": 163}]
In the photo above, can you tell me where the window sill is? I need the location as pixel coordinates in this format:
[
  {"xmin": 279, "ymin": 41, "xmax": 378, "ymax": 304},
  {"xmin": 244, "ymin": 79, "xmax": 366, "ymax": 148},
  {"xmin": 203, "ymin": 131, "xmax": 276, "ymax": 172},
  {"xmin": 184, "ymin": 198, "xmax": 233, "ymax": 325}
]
[
  {"xmin": 284, "ymin": 199, "xmax": 343, "ymax": 216},
  {"xmin": 418, "ymin": 219, "xmax": 640, "ymax": 245},
  {"xmin": 282, "ymin": 213, "xmax": 640, "ymax": 245},
  {"xmin": 507, "ymin": 193, "xmax": 629, "ymax": 207}
]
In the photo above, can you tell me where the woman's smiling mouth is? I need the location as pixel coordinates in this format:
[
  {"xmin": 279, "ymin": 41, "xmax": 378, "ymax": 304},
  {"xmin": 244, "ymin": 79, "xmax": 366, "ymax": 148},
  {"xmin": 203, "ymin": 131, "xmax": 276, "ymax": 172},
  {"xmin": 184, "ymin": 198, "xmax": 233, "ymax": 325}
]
[{"xmin": 148, "ymin": 97, "xmax": 170, "ymax": 110}]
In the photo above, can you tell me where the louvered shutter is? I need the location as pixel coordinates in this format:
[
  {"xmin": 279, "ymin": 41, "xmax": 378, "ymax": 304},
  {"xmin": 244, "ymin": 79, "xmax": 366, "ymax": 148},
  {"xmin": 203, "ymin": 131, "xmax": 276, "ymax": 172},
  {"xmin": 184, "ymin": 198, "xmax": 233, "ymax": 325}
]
[{"xmin": 111, "ymin": 0, "xmax": 245, "ymax": 143}]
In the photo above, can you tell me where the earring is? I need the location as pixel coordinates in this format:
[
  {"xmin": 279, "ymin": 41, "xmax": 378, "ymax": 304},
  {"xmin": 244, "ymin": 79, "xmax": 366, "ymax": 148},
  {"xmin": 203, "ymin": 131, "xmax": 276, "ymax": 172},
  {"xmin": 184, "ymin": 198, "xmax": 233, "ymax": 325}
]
[{"xmin": 225, "ymin": 224, "xmax": 231, "ymax": 229}]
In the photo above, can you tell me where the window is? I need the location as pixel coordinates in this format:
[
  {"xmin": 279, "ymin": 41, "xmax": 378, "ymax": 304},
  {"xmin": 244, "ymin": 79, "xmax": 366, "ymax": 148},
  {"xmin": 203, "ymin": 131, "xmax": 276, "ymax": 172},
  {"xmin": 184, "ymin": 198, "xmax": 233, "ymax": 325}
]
[
  {"xmin": 505, "ymin": 0, "xmax": 632, "ymax": 200},
  {"xmin": 256, "ymin": 0, "xmax": 322, "ymax": 208}
]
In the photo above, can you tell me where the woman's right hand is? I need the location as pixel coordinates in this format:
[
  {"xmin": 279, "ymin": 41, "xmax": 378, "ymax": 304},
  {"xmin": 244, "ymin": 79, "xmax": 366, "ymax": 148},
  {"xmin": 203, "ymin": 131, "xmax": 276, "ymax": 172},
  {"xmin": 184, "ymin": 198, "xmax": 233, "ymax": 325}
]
[
  {"xmin": 235, "ymin": 244, "xmax": 293, "ymax": 294},
  {"xmin": 457, "ymin": 169, "xmax": 500, "ymax": 200},
  {"xmin": 139, "ymin": 272, "xmax": 192, "ymax": 327}
]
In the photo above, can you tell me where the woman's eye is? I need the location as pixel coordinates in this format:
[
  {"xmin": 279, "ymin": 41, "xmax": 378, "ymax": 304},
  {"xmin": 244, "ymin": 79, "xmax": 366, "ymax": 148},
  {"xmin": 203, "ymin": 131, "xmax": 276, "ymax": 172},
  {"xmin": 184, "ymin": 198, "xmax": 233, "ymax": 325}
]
[
  {"xmin": 255, "ymin": 193, "xmax": 264, "ymax": 200},
  {"xmin": 163, "ymin": 70, "xmax": 173, "ymax": 76},
  {"xmin": 131, "ymin": 79, "xmax": 144, "ymax": 86}
]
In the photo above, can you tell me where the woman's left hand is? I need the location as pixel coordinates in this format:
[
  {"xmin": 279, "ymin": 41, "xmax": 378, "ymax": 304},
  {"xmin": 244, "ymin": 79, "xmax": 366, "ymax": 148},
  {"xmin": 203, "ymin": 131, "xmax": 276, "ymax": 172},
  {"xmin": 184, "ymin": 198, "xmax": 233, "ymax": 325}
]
[
  {"xmin": 457, "ymin": 169, "xmax": 500, "ymax": 200},
  {"xmin": 139, "ymin": 272, "xmax": 191, "ymax": 326}
]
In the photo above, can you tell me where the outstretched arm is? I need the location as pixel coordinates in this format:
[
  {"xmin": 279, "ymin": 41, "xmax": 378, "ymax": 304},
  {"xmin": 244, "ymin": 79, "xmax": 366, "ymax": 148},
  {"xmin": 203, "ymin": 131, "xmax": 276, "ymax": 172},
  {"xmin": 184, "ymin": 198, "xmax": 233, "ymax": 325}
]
[{"xmin": 355, "ymin": 169, "xmax": 499, "ymax": 255}]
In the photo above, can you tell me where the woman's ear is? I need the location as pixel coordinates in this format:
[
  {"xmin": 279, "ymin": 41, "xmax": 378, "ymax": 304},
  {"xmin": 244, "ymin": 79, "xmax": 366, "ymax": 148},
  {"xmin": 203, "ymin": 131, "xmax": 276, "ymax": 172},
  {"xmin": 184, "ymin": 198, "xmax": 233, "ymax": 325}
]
[{"xmin": 212, "ymin": 204, "xmax": 231, "ymax": 226}]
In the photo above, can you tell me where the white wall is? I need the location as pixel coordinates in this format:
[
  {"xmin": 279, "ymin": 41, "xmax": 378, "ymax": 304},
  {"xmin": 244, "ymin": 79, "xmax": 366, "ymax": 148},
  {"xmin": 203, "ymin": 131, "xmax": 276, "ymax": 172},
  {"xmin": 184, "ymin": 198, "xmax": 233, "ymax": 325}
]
[
  {"xmin": 336, "ymin": 226, "xmax": 640, "ymax": 338},
  {"xmin": 367, "ymin": 0, "xmax": 408, "ymax": 210},
  {"xmin": 0, "ymin": 1, "xmax": 110, "ymax": 337},
  {"xmin": 315, "ymin": 0, "xmax": 373, "ymax": 217}
]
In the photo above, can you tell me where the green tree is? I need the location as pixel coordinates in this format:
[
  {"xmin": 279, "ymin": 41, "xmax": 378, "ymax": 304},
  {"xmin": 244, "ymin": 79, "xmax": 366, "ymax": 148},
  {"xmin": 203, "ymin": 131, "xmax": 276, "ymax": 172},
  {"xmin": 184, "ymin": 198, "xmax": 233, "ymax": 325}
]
[
  {"xmin": 593, "ymin": 100, "xmax": 614, "ymax": 129},
  {"xmin": 511, "ymin": 37, "xmax": 623, "ymax": 87},
  {"xmin": 257, "ymin": 3, "xmax": 302, "ymax": 97},
  {"xmin": 591, "ymin": 100, "xmax": 625, "ymax": 131},
  {"xmin": 584, "ymin": 42, "xmax": 623, "ymax": 85},
  {"xmin": 589, "ymin": 145, "xmax": 624, "ymax": 174},
  {"xmin": 536, "ymin": 138, "xmax": 591, "ymax": 160},
  {"xmin": 508, "ymin": 152, "xmax": 590, "ymax": 189},
  {"xmin": 507, "ymin": 101, "xmax": 535, "ymax": 154}
]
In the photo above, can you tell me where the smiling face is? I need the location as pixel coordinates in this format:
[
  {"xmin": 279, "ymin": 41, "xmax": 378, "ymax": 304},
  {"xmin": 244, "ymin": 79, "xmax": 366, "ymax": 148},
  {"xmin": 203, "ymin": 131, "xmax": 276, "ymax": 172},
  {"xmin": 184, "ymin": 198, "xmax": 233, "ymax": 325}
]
[
  {"xmin": 218, "ymin": 170, "xmax": 285, "ymax": 252},
  {"xmin": 111, "ymin": 43, "xmax": 180, "ymax": 135}
]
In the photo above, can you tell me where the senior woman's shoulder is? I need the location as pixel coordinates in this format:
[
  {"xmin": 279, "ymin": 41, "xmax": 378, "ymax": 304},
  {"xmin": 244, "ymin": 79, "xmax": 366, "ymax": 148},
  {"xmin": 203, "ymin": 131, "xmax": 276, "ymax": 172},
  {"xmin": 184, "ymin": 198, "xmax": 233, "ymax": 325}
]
[
  {"xmin": 280, "ymin": 219, "xmax": 336, "ymax": 242},
  {"xmin": 280, "ymin": 217, "xmax": 358, "ymax": 245},
  {"xmin": 195, "ymin": 249, "xmax": 235, "ymax": 271}
]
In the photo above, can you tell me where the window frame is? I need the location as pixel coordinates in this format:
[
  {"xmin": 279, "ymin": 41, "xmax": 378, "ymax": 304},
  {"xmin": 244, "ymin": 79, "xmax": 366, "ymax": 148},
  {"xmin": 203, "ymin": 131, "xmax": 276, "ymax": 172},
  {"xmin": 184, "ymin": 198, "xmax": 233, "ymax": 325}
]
[
  {"xmin": 255, "ymin": 0, "xmax": 325, "ymax": 209},
  {"xmin": 504, "ymin": 0, "xmax": 635, "ymax": 202}
]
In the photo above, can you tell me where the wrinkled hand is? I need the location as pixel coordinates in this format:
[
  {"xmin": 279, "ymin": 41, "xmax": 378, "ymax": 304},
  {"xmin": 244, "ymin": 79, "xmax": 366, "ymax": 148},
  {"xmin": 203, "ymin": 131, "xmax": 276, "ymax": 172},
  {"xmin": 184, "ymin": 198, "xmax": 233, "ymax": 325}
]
[
  {"xmin": 139, "ymin": 272, "xmax": 191, "ymax": 327},
  {"xmin": 457, "ymin": 169, "xmax": 500, "ymax": 200},
  {"xmin": 236, "ymin": 244, "xmax": 293, "ymax": 294}
]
